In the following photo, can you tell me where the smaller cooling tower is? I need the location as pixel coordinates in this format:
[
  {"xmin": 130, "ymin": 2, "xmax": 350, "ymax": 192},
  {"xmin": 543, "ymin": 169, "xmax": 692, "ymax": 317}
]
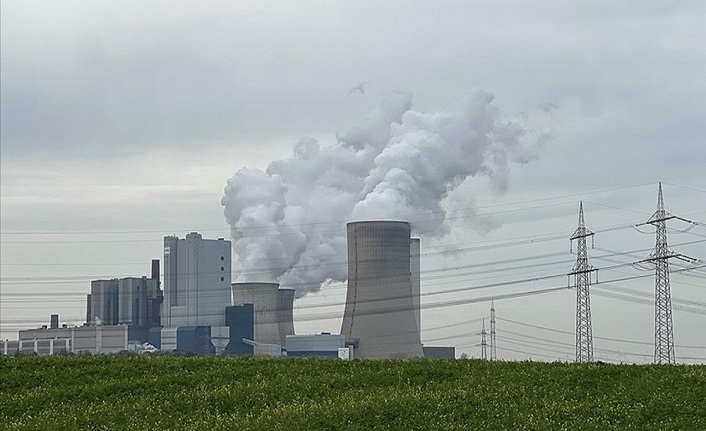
[
  {"xmin": 341, "ymin": 221, "xmax": 424, "ymax": 359},
  {"xmin": 410, "ymin": 238, "xmax": 421, "ymax": 343},
  {"xmin": 231, "ymin": 282, "xmax": 295, "ymax": 345},
  {"xmin": 278, "ymin": 288, "xmax": 296, "ymax": 345}
]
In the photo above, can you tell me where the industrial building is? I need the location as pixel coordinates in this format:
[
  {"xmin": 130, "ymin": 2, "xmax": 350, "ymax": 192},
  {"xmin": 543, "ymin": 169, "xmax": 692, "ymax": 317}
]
[
  {"xmin": 423, "ymin": 346, "xmax": 456, "ymax": 359},
  {"xmin": 162, "ymin": 233, "xmax": 232, "ymax": 327},
  {"xmin": 6, "ymin": 322, "xmax": 133, "ymax": 355},
  {"xmin": 85, "ymin": 259, "xmax": 163, "ymax": 343},
  {"xmin": 286, "ymin": 333, "xmax": 352, "ymax": 359},
  {"xmin": 231, "ymin": 282, "xmax": 296, "ymax": 345},
  {"xmin": 341, "ymin": 221, "xmax": 424, "ymax": 359},
  {"xmin": 148, "ymin": 304, "xmax": 258, "ymax": 355}
]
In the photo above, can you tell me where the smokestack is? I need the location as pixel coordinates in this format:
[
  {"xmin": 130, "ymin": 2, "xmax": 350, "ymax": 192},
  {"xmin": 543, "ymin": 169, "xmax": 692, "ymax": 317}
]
[
  {"xmin": 151, "ymin": 259, "xmax": 160, "ymax": 285},
  {"xmin": 50, "ymin": 314, "xmax": 59, "ymax": 330},
  {"xmin": 341, "ymin": 221, "xmax": 424, "ymax": 358}
]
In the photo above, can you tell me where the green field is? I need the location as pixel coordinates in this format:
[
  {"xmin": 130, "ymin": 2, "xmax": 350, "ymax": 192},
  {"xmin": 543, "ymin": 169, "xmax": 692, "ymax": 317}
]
[{"xmin": 1, "ymin": 356, "xmax": 704, "ymax": 430}]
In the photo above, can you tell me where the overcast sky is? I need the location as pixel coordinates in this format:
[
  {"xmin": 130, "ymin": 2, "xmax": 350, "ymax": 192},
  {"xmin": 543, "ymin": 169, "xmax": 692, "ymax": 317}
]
[{"xmin": 1, "ymin": 1, "xmax": 705, "ymax": 361}]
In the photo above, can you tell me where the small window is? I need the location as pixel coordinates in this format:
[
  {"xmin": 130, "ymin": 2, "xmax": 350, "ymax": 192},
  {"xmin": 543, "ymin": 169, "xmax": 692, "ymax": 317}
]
[
  {"xmin": 220, "ymin": 266, "xmax": 225, "ymax": 271},
  {"xmin": 220, "ymin": 256, "xmax": 225, "ymax": 261},
  {"xmin": 220, "ymin": 276, "xmax": 225, "ymax": 282}
]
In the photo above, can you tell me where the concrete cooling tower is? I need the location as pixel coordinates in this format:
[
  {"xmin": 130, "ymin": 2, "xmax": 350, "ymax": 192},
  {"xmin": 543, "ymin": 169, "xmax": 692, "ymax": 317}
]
[
  {"xmin": 231, "ymin": 282, "xmax": 295, "ymax": 345},
  {"xmin": 341, "ymin": 221, "xmax": 424, "ymax": 358}
]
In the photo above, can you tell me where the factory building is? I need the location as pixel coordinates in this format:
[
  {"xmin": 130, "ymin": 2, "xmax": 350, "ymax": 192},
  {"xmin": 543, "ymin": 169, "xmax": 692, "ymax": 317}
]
[
  {"xmin": 231, "ymin": 282, "xmax": 295, "ymax": 345},
  {"xmin": 85, "ymin": 259, "xmax": 162, "ymax": 343},
  {"xmin": 147, "ymin": 304, "xmax": 257, "ymax": 355},
  {"xmin": 341, "ymin": 221, "xmax": 424, "ymax": 359},
  {"xmin": 285, "ymin": 334, "xmax": 351, "ymax": 359},
  {"xmin": 162, "ymin": 233, "xmax": 232, "ymax": 327},
  {"xmin": 423, "ymin": 346, "xmax": 456, "ymax": 359},
  {"xmin": 7, "ymin": 323, "xmax": 132, "ymax": 355}
]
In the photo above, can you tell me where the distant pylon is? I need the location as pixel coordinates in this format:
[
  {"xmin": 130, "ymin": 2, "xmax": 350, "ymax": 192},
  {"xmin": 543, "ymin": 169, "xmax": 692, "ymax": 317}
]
[
  {"xmin": 490, "ymin": 300, "xmax": 497, "ymax": 360},
  {"xmin": 569, "ymin": 201, "xmax": 597, "ymax": 363},
  {"xmin": 480, "ymin": 319, "xmax": 488, "ymax": 360},
  {"xmin": 646, "ymin": 183, "xmax": 677, "ymax": 364}
]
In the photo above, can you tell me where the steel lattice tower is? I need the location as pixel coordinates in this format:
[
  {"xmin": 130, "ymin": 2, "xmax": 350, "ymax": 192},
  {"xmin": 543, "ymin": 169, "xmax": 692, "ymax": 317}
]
[
  {"xmin": 569, "ymin": 202, "xmax": 596, "ymax": 362},
  {"xmin": 480, "ymin": 319, "xmax": 488, "ymax": 360},
  {"xmin": 490, "ymin": 300, "xmax": 497, "ymax": 360},
  {"xmin": 647, "ymin": 183, "xmax": 676, "ymax": 364}
]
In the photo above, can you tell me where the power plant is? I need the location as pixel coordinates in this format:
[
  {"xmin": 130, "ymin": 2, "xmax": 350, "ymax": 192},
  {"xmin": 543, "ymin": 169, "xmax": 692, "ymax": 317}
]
[{"xmin": 3, "ymin": 223, "xmax": 441, "ymax": 359}]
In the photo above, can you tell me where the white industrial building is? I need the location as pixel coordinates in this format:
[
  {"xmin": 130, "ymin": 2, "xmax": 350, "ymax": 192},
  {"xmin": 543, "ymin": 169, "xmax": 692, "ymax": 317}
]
[
  {"xmin": 162, "ymin": 233, "xmax": 232, "ymax": 327},
  {"xmin": 4, "ymin": 325, "xmax": 131, "ymax": 355}
]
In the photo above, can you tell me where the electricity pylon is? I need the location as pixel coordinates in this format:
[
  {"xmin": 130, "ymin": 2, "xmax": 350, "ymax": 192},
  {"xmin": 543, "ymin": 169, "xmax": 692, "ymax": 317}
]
[
  {"xmin": 645, "ymin": 183, "xmax": 679, "ymax": 364},
  {"xmin": 480, "ymin": 319, "xmax": 488, "ymax": 360},
  {"xmin": 490, "ymin": 300, "xmax": 497, "ymax": 360},
  {"xmin": 569, "ymin": 201, "xmax": 597, "ymax": 363}
]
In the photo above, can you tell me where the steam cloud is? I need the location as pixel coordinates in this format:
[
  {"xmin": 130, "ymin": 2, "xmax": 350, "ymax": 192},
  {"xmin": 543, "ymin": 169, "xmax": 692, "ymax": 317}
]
[{"xmin": 222, "ymin": 89, "xmax": 553, "ymax": 297}]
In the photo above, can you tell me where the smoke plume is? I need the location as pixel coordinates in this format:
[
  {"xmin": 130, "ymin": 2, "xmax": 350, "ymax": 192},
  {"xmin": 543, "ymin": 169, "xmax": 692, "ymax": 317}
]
[{"xmin": 222, "ymin": 89, "xmax": 552, "ymax": 297}]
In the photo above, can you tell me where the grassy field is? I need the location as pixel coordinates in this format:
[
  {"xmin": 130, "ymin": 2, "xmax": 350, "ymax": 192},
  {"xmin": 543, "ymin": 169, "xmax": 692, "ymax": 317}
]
[{"xmin": 0, "ymin": 356, "xmax": 704, "ymax": 430}]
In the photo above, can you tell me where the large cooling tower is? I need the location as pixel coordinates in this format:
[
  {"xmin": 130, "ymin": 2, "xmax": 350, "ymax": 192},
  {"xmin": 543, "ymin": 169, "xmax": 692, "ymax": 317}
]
[
  {"xmin": 231, "ymin": 282, "xmax": 294, "ymax": 345},
  {"xmin": 341, "ymin": 221, "xmax": 424, "ymax": 358}
]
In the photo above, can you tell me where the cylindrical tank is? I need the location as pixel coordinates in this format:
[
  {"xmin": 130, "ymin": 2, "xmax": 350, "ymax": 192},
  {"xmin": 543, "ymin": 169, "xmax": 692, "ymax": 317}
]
[
  {"xmin": 340, "ymin": 221, "xmax": 424, "ymax": 358},
  {"xmin": 278, "ymin": 288, "xmax": 296, "ymax": 345},
  {"xmin": 231, "ymin": 282, "xmax": 283, "ymax": 345}
]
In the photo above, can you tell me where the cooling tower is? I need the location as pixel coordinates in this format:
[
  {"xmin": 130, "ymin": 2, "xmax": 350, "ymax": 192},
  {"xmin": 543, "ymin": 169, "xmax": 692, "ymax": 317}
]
[
  {"xmin": 341, "ymin": 221, "xmax": 424, "ymax": 358},
  {"xmin": 410, "ymin": 238, "xmax": 421, "ymax": 343},
  {"xmin": 231, "ymin": 282, "xmax": 294, "ymax": 345},
  {"xmin": 278, "ymin": 288, "xmax": 296, "ymax": 345}
]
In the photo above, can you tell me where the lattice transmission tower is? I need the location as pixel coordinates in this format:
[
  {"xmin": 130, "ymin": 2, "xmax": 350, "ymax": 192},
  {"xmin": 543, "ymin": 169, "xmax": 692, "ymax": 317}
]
[
  {"xmin": 569, "ymin": 202, "xmax": 597, "ymax": 362},
  {"xmin": 480, "ymin": 319, "xmax": 488, "ymax": 360},
  {"xmin": 644, "ymin": 183, "xmax": 681, "ymax": 364},
  {"xmin": 490, "ymin": 300, "xmax": 497, "ymax": 360}
]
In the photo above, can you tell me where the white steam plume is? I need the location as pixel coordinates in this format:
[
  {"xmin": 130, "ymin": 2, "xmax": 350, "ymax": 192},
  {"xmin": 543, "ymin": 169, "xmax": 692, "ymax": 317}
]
[{"xmin": 222, "ymin": 89, "xmax": 553, "ymax": 297}]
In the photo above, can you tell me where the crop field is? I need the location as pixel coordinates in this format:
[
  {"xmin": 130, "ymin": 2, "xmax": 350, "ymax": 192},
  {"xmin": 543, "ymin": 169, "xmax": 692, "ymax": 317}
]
[{"xmin": 0, "ymin": 356, "xmax": 704, "ymax": 430}]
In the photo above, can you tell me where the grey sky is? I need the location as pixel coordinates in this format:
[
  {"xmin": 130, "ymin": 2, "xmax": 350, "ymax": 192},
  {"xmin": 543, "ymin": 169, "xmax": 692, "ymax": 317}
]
[{"xmin": 1, "ymin": 1, "xmax": 705, "ymax": 361}]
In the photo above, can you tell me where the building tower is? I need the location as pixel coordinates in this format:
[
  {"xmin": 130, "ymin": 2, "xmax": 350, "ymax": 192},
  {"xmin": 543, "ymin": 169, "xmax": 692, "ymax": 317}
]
[
  {"xmin": 647, "ymin": 183, "xmax": 676, "ymax": 364},
  {"xmin": 569, "ymin": 202, "xmax": 596, "ymax": 362},
  {"xmin": 480, "ymin": 319, "xmax": 488, "ymax": 360},
  {"xmin": 162, "ymin": 233, "xmax": 232, "ymax": 327},
  {"xmin": 489, "ymin": 300, "xmax": 497, "ymax": 361}
]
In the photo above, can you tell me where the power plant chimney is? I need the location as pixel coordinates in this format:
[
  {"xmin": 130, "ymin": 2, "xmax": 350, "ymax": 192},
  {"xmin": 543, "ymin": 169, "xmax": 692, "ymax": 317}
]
[
  {"xmin": 151, "ymin": 259, "xmax": 160, "ymax": 285},
  {"xmin": 341, "ymin": 221, "xmax": 424, "ymax": 358}
]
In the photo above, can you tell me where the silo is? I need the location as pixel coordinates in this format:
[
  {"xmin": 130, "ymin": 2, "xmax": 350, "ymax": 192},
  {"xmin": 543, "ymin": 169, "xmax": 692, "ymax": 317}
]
[
  {"xmin": 341, "ymin": 221, "xmax": 424, "ymax": 358},
  {"xmin": 278, "ymin": 288, "xmax": 296, "ymax": 345},
  {"xmin": 231, "ymin": 282, "xmax": 282, "ymax": 345}
]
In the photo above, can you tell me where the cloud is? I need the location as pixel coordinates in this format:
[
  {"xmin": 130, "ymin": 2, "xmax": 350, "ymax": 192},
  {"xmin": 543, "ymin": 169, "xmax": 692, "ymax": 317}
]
[{"xmin": 221, "ymin": 90, "xmax": 553, "ymax": 296}]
